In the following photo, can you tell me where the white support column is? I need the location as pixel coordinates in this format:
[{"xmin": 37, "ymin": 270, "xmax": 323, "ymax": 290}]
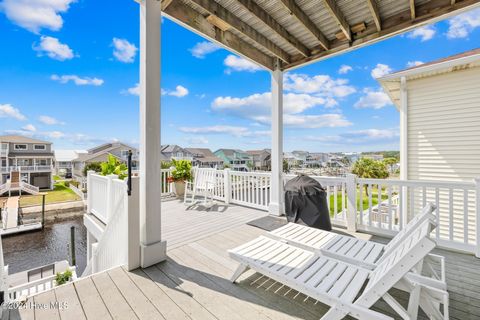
[
  {"xmin": 139, "ymin": 0, "xmax": 166, "ymax": 268},
  {"xmin": 269, "ymin": 63, "xmax": 284, "ymax": 216}
]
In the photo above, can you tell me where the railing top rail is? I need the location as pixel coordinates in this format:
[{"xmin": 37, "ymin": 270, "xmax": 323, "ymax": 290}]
[
  {"xmin": 357, "ymin": 177, "xmax": 475, "ymax": 189},
  {"xmin": 229, "ymin": 171, "xmax": 271, "ymax": 177},
  {"xmin": 284, "ymin": 173, "xmax": 347, "ymax": 183}
]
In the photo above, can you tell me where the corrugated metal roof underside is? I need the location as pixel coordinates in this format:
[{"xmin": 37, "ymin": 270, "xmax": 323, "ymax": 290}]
[{"xmin": 171, "ymin": 0, "xmax": 480, "ymax": 69}]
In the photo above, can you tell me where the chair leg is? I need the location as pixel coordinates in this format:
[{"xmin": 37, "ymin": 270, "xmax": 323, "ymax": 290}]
[{"xmin": 230, "ymin": 263, "xmax": 249, "ymax": 283}]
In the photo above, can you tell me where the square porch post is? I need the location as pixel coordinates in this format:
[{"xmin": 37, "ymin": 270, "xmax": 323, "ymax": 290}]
[
  {"xmin": 139, "ymin": 0, "xmax": 166, "ymax": 268},
  {"xmin": 269, "ymin": 62, "xmax": 284, "ymax": 216}
]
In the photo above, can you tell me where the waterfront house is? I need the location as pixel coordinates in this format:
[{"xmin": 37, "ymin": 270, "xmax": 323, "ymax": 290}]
[
  {"xmin": 214, "ymin": 149, "xmax": 252, "ymax": 171},
  {"xmin": 185, "ymin": 148, "xmax": 224, "ymax": 168},
  {"xmin": 246, "ymin": 149, "xmax": 271, "ymax": 171},
  {"xmin": 0, "ymin": 135, "xmax": 54, "ymax": 190},
  {"xmin": 72, "ymin": 142, "xmax": 139, "ymax": 183},
  {"xmin": 54, "ymin": 150, "xmax": 87, "ymax": 177}
]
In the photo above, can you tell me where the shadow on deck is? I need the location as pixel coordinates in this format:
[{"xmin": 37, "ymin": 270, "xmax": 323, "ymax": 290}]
[{"xmin": 6, "ymin": 202, "xmax": 480, "ymax": 320}]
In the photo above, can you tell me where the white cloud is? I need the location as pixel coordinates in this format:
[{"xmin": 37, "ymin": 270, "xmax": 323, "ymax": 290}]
[
  {"xmin": 22, "ymin": 124, "xmax": 36, "ymax": 132},
  {"xmin": 122, "ymin": 83, "xmax": 140, "ymax": 96},
  {"xmin": 0, "ymin": 0, "xmax": 75, "ymax": 33},
  {"xmin": 51, "ymin": 74, "xmax": 104, "ymax": 86},
  {"xmin": 224, "ymin": 55, "xmax": 262, "ymax": 73},
  {"xmin": 406, "ymin": 61, "xmax": 424, "ymax": 68},
  {"xmin": 179, "ymin": 125, "xmax": 250, "ymax": 137},
  {"xmin": 44, "ymin": 131, "xmax": 65, "ymax": 139},
  {"xmin": 283, "ymin": 114, "xmax": 352, "ymax": 128},
  {"xmin": 39, "ymin": 115, "xmax": 64, "ymax": 125},
  {"xmin": 371, "ymin": 64, "xmax": 392, "ymax": 79},
  {"xmin": 33, "ymin": 36, "xmax": 75, "ymax": 61},
  {"xmin": 112, "ymin": 38, "xmax": 137, "ymax": 63},
  {"xmin": 162, "ymin": 85, "xmax": 189, "ymax": 98},
  {"xmin": 213, "ymin": 92, "xmax": 326, "ymax": 117},
  {"xmin": 407, "ymin": 25, "xmax": 436, "ymax": 41},
  {"xmin": 345, "ymin": 129, "xmax": 399, "ymax": 140},
  {"xmin": 284, "ymin": 73, "xmax": 356, "ymax": 97},
  {"xmin": 354, "ymin": 88, "xmax": 393, "ymax": 109},
  {"xmin": 338, "ymin": 65, "xmax": 353, "ymax": 74},
  {"xmin": 185, "ymin": 136, "xmax": 209, "ymax": 145},
  {"xmin": 446, "ymin": 8, "xmax": 480, "ymax": 39},
  {"xmin": 190, "ymin": 41, "xmax": 221, "ymax": 58},
  {"xmin": 0, "ymin": 104, "xmax": 26, "ymax": 120},
  {"xmin": 4, "ymin": 129, "xmax": 65, "ymax": 140}
]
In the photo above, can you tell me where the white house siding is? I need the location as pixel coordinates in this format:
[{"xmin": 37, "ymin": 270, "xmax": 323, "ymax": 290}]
[{"xmin": 406, "ymin": 66, "xmax": 480, "ymax": 246}]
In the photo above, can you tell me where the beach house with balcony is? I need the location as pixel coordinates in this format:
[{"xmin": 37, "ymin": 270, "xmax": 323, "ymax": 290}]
[
  {"xmin": 246, "ymin": 149, "xmax": 271, "ymax": 171},
  {"xmin": 54, "ymin": 150, "xmax": 87, "ymax": 177},
  {"xmin": 185, "ymin": 148, "xmax": 224, "ymax": 168},
  {"xmin": 0, "ymin": 135, "xmax": 54, "ymax": 190},
  {"xmin": 214, "ymin": 149, "xmax": 252, "ymax": 171},
  {"xmin": 72, "ymin": 142, "xmax": 139, "ymax": 182}
]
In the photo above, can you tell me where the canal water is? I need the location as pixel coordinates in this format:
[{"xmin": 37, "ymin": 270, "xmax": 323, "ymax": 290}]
[{"xmin": 2, "ymin": 216, "xmax": 87, "ymax": 275}]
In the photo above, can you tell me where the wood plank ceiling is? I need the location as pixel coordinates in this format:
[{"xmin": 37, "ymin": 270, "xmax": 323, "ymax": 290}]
[{"xmin": 160, "ymin": 0, "xmax": 480, "ymax": 71}]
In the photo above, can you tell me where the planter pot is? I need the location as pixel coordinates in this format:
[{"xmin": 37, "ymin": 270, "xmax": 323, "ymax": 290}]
[{"xmin": 174, "ymin": 181, "xmax": 186, "ymax": 198}]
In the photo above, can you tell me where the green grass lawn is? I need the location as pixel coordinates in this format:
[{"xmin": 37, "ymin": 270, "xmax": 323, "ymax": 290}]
[
  {"xmin": 53, "ymin": 175, "xmax": 62, "ymax": 181},
  {"xmin": 329, "ymin": 186, "xmax": 389, "ymax": 216},
  {"xmin": 17, "ymin": 182, "xmax": 81, "ymax": 207}
]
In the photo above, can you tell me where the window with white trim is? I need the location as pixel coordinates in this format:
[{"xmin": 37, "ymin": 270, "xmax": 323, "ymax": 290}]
[
  {"xmin": 34, "ymin": 144, "xmax": 46, "ymax": 150},
  {"xmin": 14, "ymin": 144, "xmax": 27, "ymax": 150}
]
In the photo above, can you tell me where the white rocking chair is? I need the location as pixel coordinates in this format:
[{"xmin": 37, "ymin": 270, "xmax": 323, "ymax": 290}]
[{"xmin": 184, "ymin": 168, "xmax": 218, "ymax": 208}]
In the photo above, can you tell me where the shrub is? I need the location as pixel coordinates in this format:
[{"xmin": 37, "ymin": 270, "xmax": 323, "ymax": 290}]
[
  {"xmin": 63, "ymin": 181, "xmax": 70, "ymax": 188},
  {"xmin": 83, "ymin": 162, "xmax": 102, "ymax": 176},
  {"xmin": 55, "ymin": 269, "xmax": 73, "ymax": 286},
  {"xmin": 101, "ymin": 155, "xmax": 128, "ymax": 180}
]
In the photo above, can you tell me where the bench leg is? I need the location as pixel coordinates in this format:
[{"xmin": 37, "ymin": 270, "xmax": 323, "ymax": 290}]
[{"xmin": 230, "ymin": 263, "xmax": 249, "ymax": 283}]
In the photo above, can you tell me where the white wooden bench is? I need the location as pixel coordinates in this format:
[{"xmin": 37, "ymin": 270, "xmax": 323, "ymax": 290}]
[{"xmin": 229, "ymin": 219, "xmax": 448, "ymax": 320}]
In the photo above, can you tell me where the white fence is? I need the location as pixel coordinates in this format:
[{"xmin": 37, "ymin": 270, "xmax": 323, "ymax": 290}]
[
  {"xmin": 87, "ymin": 173, "xmax": 110, "ymax": 223},
  {"xmin": 70, "ymin": 183, "xmax": 86, "ymax": 201}
]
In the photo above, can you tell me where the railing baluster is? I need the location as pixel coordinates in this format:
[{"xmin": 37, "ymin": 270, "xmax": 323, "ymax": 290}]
[
  {"xmin": 377, "ymin": 183, "xmax": 382, "ymax": 226},
  {"xmin": 359, "ymin": 182, "xmax": 363, "ymax": 226},
  {"xmin": 368, "ymin": 184, "xmax": 372, "ymax": 226},
  {"xmin": 326, "ymin": 185, "xmax": 331, "ymax": 214},
  {"xmin": 341, "ymin": 183, "xmax": 346, "ymax": 221},
  {"xmin": 387, "ymin": 185, "xmax": 392, "ymax": 230},
  {"xmin": 399, "ymin": 186, "xmax": 404, "ymax": 230},
  {"xmin": 333, "ymin": 185, "xmax": 338, "ymax": 217},
  {"xmin": 422, "ymin": 186, "xmax": 427, "ymax": 208}
]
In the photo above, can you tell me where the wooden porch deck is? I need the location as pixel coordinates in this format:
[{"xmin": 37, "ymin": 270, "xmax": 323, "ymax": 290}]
[{"xmin": 7, "ymin": 202, "xmax": 480, "ymax": 320}]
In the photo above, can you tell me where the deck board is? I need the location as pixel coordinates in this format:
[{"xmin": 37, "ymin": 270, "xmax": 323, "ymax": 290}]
[{"xmin": 13, "ymin": 202, "xmax": 480, "ymax": 320}]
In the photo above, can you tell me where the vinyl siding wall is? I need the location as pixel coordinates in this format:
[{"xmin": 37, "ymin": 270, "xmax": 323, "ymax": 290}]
[{"xmin": 406, "ymin": 66, "xmax": 480, "ymax": 245}]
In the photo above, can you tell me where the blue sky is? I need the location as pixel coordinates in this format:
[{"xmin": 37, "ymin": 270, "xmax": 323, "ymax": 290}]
[{"xmin": 0, "ymin": 1, "xmax": 479, "ymax": 152}]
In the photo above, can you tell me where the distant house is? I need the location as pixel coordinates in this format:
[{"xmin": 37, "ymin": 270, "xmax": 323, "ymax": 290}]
[
  {"xmin": 161, "ymin": 145, "xmax": 193, "ymax": 162},
  {"xmin": 72, "ymin": 142, "xmax": 139, "ymax": 181},
  {"xmin": 185, "ymin": 148, "xmax": 224, "ymax": 168},
  {"xmin": 54, "ymin": 150, "xmax": 87, "ymax": 176},
  {"xmin": 0, "ymin": 135, "xmax": 55, "ymax": 189},
  {"xmin": 246, "ymin": 149, "xmax": 271, "ymax": 171},
  {"xmin": 214, "ymin": 149, "xmax": 252, "ymax": 172}
]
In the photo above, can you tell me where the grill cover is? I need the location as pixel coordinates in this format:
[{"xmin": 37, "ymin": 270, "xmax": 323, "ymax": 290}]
[{"xmin": 284, "ymin": 174, "xmax": 332, "ymax": 231}]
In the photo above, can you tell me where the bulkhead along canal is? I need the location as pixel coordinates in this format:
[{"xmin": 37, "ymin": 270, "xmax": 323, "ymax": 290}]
[{"xmin": 2, "ymin": 215, "xmax": 87, "ymax": 274}]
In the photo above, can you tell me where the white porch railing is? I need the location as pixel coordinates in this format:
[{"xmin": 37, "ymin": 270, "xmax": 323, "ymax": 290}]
[
  {"xmin": 86, "ymin": 168, "xmax": 480, "ymax": 258},
  {"xmin": 161, "ymin": 169, "xmax": 174, "ymax": 194}
]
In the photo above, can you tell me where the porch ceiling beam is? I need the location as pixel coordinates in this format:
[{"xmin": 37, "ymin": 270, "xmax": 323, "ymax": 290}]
[
  {"xmin": 278, "ymin": 0, "xmax": 330, "ymax": 50},
  {"xmin": 410, "ymin": 0, "xmax": 416, "ymax": 19},
  {"xmin": 164, "ymin": 0, "xmax": 275, "ymax": 70},
  {"xmin": 366, "ymin": 0, "xmax": 382, "ymax": 31},
  {"xmin": 285, "ymin": 0, "xmax": 480, "ymax": 70},
  {"xmin": 235, "ymin": 0, "xmax": 310, "ymax": 57},
  {"xmin": 187, "ymin": 0, "xmax": 291, "ymax": 63},
  {"xmin": 161, "ymin": 0, "xmax": 173, "ymax": 11},
  {"xmin": 321, "ymin": 0, "xmax": 351, "ymax": 41}
]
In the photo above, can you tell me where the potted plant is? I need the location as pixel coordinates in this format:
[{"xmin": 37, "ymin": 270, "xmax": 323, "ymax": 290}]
[
  {"xmin": 100, "ymin": 155, "xmax": 128, "ymax": 180},
  {"xmin": 169, "ymin": 159, "xmax": 192, "ymax": 198}
]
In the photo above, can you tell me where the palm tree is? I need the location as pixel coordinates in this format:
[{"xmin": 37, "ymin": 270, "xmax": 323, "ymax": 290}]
[{"xmin": 352, "ymin": 158, "xmax": 389, "ymax": 195}]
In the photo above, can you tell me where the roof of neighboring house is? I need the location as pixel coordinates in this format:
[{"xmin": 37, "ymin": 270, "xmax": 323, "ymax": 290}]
[
  {"xmin": 55, "ymin": 150, "xmax": 87, "ymax": 162},
  {"xmin": 76, "ymin": 142, "xmax": 137, "ymax": 162},
  {"xmin": 0, "ymin": 135, "xmax": 52, "ymax": 144},
  {"xmin": 246, "ymin": 149, "xmax": 271, "ymax": 155},
  {"xmin": 185, "ymin": 148, "xmax": 223, "ymax": 163},
  {"xmin": 87, "ymin": 142, "xmax": 137, "ymax": 154},
  {"xmin": 161, "ymin": 145, "xmax": 191, "ymax": 154},
  {"xmin": 378, "ymin": 48, "xmax": 480, "ymax": 108}
]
